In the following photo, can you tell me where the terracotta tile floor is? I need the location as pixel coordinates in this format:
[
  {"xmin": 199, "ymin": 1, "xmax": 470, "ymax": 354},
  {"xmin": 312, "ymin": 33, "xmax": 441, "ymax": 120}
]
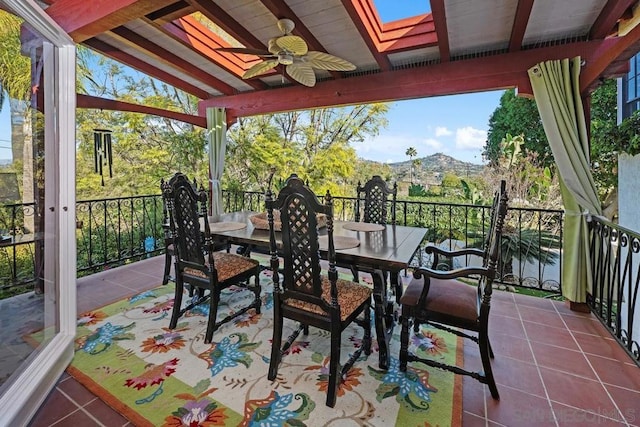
[{"xmin": 27, "ymin": 257, "xmax": 640, "ymax": 426}]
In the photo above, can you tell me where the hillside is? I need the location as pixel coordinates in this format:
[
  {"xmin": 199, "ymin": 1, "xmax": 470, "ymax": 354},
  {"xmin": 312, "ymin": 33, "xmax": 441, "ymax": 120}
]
[{"xmin": 387, "ymin": 153, "xmax": 485, "ymax": 184}]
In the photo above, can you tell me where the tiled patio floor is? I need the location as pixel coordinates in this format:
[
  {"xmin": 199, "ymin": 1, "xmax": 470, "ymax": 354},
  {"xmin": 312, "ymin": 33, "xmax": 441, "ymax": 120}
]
[{"xmin": 27, "ymin": 256, "xmax": 640, "ymax": 426}]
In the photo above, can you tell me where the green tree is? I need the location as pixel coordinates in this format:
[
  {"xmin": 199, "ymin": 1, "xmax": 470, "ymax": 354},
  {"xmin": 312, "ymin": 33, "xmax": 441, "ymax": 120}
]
[
  {"xmin": 75, "ymin": 48, "xmax": 208, "ymax": 199},
  {"xmin": 0, "ymin": 10, "xmax": 35, "ymax": 222},
  {"xmin": 484, "ymin": 89, "xmax": 549, "ymax": 167},
  {"xmin": 589, "ymin": 79, "xmax": 640, "ymax": 219},
  {"xmin": 224, "ymin": 104, "xmax": 389, "ymax": 196}
]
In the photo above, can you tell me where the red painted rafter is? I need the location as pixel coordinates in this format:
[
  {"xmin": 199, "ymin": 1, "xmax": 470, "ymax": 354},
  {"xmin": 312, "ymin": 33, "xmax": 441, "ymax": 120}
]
[
  {"xmin": 77, "ymin": 94, "xmax": 206, "ymax": 127},
  {"xmin": 146, "ymin": 1, "xmax": 193, "ymax": 24},
  {"xmin": 581, "ymin": 22, "xmax": 640, "ymax": 94},
  {"xmin": 590, "ymin": 0, "xmax": 637, "ymax": 40},
  {"xmin": 259, "ymin": 0, "xmax": 342, "ymax": 79},
  {"xmin": 509, "ymin": 0, "xmax": 534, "ymax": 52},
  {"xmin": 341, "ymin": 0, "xmax": 392, "ymax": 70},
  {"xmin": 110, "ymin": 26, "xmax": 237, "ymax": 95},
  {"xmin": 186, "ymin": 0, "xmax": 287, "ymax": 83},
  {"xmin": 152, "ymin": 17, "xmax": 269, "ymax": 90},
  {"xmin": 83, "ymin": 38, "xmax": 210, "ymax": 99},
  {"xmin": 378, "ymin": 14, "xmax": 437, "ymax": 52},
  {"xmin": 45, "ymin": 0, "xmax": 176, "ymax": 42},
  {"xmin": 200, "ymin": 41, "xmax": 608, "ymax": 120},
  {"xmin": 186, "ymin": 0, "xmax": 267, "ymax": 49},
  {"xmin": 430, "ymin": 0, "xmax": 450, "ymax": 62}
]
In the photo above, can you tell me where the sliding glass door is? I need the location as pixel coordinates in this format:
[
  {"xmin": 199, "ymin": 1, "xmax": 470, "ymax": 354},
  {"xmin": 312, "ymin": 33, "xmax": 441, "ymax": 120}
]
[{"xmin": 0, "ymin": 1, "xmax": 76, "ymax": 424}]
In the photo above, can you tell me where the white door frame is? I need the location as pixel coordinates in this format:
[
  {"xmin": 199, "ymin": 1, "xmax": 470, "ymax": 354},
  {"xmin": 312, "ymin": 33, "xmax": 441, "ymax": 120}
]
[{"xmin": 0, "ymin": 1, "xmax": 77, "ymax": 425}]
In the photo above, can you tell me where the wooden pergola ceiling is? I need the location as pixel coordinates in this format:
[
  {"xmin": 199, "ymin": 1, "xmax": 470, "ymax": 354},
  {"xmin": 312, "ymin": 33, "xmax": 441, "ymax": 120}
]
[{"xmin": 43, "ymin": 0, "xmax": 640, "ymax": 125}]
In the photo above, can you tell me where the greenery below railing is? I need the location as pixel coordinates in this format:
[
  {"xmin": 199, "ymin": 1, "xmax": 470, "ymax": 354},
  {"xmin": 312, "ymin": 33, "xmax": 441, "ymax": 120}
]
[{"xmin": 1, "ymin": 190, "xmax": 564, "ymax": 298}]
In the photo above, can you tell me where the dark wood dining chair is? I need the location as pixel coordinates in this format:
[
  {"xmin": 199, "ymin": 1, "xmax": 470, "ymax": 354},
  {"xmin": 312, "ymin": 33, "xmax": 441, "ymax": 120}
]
[
  {"xmin": 160, "ymin": 177, "xmax": 180, "ymax": 286},
  {"xmin": 398, "ymin": 180, "xmax": 508, "ymax": 400},
  {"xmin": 355, "ymin": 175, "xmax": 397, "ymax": 225},
  {"xmin": 163, "ymin": 172, "xmax": 262, "ymax": 343},
  {"xmin": 265, "ymin": 174, "xmax": 372, "ymax": 408},
  {"xmin": 352, "ymin": 175, "xmax": 402, "ymax": 300}
]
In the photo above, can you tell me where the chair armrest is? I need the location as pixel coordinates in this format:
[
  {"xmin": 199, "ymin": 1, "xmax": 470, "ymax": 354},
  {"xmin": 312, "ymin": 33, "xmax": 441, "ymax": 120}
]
[
  {"xmin": 423, "ymin": 245, "xmax": 485, "ymax": 269},
  {"xmin": 413, "ymin": 265, "xmax": 490, "ymax": 281},
  {"xmin": 424, "ymin": 245, "xmax": 485, "ymax": 258}
]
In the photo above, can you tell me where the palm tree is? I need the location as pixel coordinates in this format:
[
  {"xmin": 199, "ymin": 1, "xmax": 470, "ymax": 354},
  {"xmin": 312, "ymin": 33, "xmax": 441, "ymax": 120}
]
[
  {"xmin": 0, "ymin": 10, "xmax": 33, "ymax": 225},
  {"xmin": 405, "ymin": 146, "xmax": 417, "ymax": 183}
]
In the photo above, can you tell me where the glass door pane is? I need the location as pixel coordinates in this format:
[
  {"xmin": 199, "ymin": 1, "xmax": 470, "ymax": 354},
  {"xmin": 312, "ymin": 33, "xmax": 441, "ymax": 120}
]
[
  {"xmin": 0, "ymin": 1, "xmax": 76, "ymax": 424},
  {"xmin": 0, "ymin": 6, "xmax": 50, "ymax": 391}
]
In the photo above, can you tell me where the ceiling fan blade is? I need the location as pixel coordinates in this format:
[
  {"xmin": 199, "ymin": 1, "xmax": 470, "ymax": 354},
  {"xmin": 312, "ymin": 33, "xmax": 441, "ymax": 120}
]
[
  {"xmin": 215, "ymin": 47, "xmax": 272, "ymax": 56},
  {"xmin": 305, "ymin": 51, "xmax": 356, "ymax": 71},
  {"xmin": 243, "ymin": 59, "xmax": 279, "ymax": 79},
  {"xmin": 275, "ymin": 35, "xmax": 308, "ymax": 55},
  {"xmin": 286, "ymin": 63, "xmax": 316, "ymax": 87},
  {"xmin": 303, "ymin": 50, "xmax": 356, "ymax": 71}
]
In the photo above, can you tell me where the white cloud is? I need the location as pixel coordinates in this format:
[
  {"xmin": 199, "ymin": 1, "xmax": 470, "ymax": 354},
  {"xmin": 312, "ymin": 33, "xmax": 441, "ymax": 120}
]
[
  {"xmin": 435, "ymin": 126, "xmax": 453, "ymax": 137},
  {"xmin": 455, "ymin": 126, "xmax": 487, "ymax": 150}
]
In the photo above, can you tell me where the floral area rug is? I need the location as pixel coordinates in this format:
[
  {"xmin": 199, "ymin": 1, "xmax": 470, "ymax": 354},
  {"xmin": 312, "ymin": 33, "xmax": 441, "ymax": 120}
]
[{"xmin": 66, "ymin": 270, "xmax": 462, "ymax": 426}]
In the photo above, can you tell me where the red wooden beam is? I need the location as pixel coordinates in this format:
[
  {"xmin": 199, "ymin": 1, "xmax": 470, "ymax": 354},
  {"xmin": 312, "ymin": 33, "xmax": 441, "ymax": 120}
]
[
  {"xmin": 110, "ymin": 26, "xmax": 237, "ymax": 95},
  {"xmin": 429, "ymin": 0, "xmax": 450, "ymax": 62},
  {"xmin": 200, "ymin": 41, "xmax": 607, "ymax": 120},
  {"xmin": 77, "ymin": 94, "xmax": 207, "ymax": 127},
  {"xmin": 340, "ymin": 0, "xmax": 392, "ymax": 70},
  {"xmin": 186, "ymin": 0, "xmax": 267, "ymax": 50},
  {"xmin": 590, "ymin": 0, "xmax": 637, "ymax": 40},
  {"xmin": 186, "ymin": 0, "xmax": 290, "ymax": 83},
  {"xmin": 156, "ymin": 17, "xmax": 269, "ymax": 90},
  {"xmin": 45, "ymin": 0, "xmax": 175, "ymax": 42},
  {"xmin": 83, "ymin": 38, "xmax": 210, "ymax": 99},
  {"xmin": 378, "ymin": 14, "xmax": 437, "ymax": 52},
  {"xmin": 581, "ymin": 23, "xmax": 640, "ymax": 94},
  {"xmin": 509, "ymin": 0, "xmax": 534, "ymax": 52}
]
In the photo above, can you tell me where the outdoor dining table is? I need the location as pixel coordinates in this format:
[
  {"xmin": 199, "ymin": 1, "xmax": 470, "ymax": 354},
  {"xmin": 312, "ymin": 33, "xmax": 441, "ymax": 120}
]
[{"xmin": 207, "ymin": 211, "xmax": 428, "ymax": 370}]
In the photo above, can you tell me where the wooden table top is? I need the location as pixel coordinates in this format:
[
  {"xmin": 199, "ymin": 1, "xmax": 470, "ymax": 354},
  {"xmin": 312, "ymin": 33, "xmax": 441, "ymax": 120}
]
[{"xmin": 209, "ymin": 211, "xmax": 427, "ymax": 271}]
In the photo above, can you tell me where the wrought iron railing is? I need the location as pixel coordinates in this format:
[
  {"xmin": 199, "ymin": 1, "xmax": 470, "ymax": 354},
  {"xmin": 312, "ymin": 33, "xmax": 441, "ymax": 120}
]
[
  {"xmin": 588, "ymin": 215, "xmax": 640, "ymax": 364},
  {"xmin": 75, "ymin": 195, "xmax": 165, "ymax": 275},
  {"xmin": 1, "ymin": 191, "xmax": 563, "ymax": 296},
  {"xmin": 0, "ymin": 202, "xmax": 38, "ymax": 296}
]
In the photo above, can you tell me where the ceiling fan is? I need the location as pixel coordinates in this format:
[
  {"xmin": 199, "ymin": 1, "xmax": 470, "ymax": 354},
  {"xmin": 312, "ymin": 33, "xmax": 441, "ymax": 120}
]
[{"xmin": 217, "ymin": 18, "xmax": 356, "ymax": 87}]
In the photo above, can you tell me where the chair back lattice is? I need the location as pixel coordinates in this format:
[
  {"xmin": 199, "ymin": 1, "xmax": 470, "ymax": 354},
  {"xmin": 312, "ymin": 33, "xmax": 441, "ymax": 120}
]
[
  {"xmin": 266, "ymin": 174, "xmax": 336, "ymax": 309},
  {"xmin": 355, "ymin": 175, "xmax": 397, "ymax": 225},
  {"xmin": 163, "ymin": 173, "xmax": 208, "ymax": 268}
]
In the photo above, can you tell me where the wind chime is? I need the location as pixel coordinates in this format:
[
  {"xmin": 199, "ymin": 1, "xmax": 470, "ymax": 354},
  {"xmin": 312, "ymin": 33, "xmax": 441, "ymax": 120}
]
[{"xmin": 93, "ymin": 129, "xmax": 113, "ymax": 186}]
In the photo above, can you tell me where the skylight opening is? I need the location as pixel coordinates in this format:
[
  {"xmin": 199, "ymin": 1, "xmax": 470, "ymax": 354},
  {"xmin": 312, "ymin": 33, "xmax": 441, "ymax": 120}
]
[
  {"xmin": 190, "ymin": 12, "xmax": 241, "ymax": 47},
  {"xmin": 372, "ymin": 0, "xmax": 431, "ymax": 23}
]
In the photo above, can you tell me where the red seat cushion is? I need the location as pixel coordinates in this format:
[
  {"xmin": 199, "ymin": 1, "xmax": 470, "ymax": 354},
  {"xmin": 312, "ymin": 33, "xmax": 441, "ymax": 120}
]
[{"xmin": 403, "ymin": 277, "xmax": 478, "ymax": 322}]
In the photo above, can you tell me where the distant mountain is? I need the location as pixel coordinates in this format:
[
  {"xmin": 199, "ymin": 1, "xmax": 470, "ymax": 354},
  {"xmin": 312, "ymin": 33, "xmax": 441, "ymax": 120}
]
[{"xmin": 387, "ymin": 153, "xmax": 484, "ymax": 184}]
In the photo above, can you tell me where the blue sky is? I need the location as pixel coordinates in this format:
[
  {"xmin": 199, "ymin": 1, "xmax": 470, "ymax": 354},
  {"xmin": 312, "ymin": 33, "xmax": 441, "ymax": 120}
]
[
  {"xmin": 0, "ymin": 98, "xmax": 10, "ymax": 161},
  {"xmin": 1, "ymin": 1, "xmax": 504, "ymax": 165},
  {"xmin": 357, "ymin": 0, "xmax": 504, "ymax": 165}
]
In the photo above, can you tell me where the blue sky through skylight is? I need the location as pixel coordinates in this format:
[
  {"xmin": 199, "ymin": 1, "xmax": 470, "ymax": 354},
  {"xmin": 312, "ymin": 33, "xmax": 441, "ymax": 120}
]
[{"xmin": 373, "ymin": 0, "xmax": 431, "ymax": 22}]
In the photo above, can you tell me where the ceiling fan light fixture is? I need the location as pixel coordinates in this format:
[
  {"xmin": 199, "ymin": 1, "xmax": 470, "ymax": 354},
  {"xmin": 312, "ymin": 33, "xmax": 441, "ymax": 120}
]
[{"xmin": 278, "ymin": 52, "xmax": 294, "ymax": 65}]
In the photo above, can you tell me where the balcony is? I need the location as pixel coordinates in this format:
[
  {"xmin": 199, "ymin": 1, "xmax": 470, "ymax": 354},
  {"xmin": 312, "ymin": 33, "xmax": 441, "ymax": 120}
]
[
  {"xmin": 22, "ymin": 255, "xmax": 640, "ymax": 426},
  {"xmin": 2, "ymin": 193, "xmax": 638, "ymax": 425}
]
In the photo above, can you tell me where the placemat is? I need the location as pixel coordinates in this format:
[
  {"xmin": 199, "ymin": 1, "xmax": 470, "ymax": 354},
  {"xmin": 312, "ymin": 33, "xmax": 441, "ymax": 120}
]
[
  {"xmin": 342, "ymin": 221, "xmax": 385, "ymax": 232},
  {"xmin": 318, "ymin": 235, "xmax": 360, "ymax": 250},
  {"xmin": 209, "ymin": 221, "xmax": 247, "ymax": 232}
]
